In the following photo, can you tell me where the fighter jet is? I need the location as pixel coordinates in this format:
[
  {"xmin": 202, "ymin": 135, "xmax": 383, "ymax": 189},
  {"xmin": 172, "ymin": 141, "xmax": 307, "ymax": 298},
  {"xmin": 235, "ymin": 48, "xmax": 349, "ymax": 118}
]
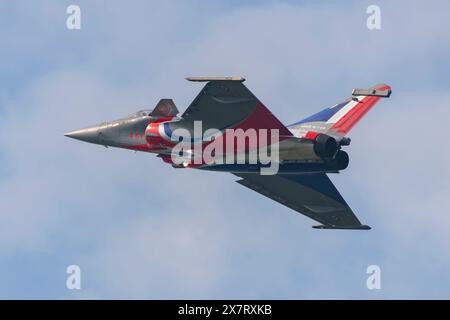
[{"xmin": 65, "ymin": 77, "xmax": 391, "ymax": 230}]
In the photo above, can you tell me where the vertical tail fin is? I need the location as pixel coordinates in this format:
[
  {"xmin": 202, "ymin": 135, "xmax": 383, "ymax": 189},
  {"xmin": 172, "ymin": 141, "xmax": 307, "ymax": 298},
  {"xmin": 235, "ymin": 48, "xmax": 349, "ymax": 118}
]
[{"xmin": 288, "ymin": 84, "xmax": 391, "ymax": 137}]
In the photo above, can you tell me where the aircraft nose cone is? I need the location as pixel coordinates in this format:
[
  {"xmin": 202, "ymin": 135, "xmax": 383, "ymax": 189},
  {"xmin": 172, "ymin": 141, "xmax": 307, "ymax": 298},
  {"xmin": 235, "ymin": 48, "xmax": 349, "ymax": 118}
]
[{"xmin": 64, "ymin": 125, "xmax": 101, "ymax": 144}]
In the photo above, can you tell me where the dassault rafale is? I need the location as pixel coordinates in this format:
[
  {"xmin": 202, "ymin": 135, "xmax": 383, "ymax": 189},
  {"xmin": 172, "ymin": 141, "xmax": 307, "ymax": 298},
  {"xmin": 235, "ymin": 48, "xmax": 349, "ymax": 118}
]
[{"xmin": 65, "ymin": 77, "xmax": 391, "ymax": 230}]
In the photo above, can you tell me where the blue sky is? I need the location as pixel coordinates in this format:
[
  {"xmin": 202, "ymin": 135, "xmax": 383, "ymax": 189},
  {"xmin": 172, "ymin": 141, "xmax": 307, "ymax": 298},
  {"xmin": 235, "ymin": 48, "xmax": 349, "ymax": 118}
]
[{"xmin": 1, "ymin": 0, "xmax": 450, "ymax": 299}]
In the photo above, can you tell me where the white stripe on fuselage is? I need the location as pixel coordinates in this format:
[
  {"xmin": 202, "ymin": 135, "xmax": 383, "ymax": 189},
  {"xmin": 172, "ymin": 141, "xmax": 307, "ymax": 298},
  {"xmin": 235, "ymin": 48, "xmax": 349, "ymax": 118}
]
[{"xmin": 326, "ymin": 96, "xmax": 366, "ymax": 124}]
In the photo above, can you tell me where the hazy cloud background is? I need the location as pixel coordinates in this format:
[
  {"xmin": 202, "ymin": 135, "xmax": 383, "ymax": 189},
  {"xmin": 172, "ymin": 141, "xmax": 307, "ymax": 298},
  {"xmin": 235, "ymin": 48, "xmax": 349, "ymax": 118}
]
[{"xmin": 1, "ymin": 0, "xmax": 450, "ymax": 299}]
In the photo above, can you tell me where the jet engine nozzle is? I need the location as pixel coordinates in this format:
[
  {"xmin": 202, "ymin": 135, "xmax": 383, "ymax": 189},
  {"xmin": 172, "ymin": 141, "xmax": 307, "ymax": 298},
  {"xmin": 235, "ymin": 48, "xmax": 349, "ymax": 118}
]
[
  {"xmin": 313, "ymin": 133, "xmax": 338, "ymax": 158},
  {"xmin": 330, "ymin": 150, "xmax": 349, "ymax": 170}
]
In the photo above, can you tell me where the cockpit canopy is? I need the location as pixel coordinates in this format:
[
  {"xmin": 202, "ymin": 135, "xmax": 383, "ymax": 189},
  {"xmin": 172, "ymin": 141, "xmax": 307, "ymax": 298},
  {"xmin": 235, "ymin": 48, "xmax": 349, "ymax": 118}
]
[{"xmin": 128, "ymin": 110, "xmax": 152, "ymax": 118}]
